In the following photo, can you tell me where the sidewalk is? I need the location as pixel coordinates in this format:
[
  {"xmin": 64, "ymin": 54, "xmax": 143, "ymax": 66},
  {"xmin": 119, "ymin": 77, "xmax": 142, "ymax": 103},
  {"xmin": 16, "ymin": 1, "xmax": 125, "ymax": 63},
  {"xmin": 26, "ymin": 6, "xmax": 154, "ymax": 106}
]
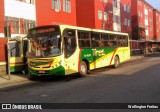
[
  {"xmin": 0, "ymin": 74, "xmax": 30, "ymax": 89},
  {"xmin": 0, "ymin": 54, "xmax": 156, "ymax": 89}
]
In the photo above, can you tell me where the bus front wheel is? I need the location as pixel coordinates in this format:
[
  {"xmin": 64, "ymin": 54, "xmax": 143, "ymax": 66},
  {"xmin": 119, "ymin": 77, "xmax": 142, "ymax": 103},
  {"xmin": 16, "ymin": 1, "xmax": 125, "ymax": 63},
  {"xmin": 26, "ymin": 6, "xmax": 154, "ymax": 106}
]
[
  {"xmin": 28, "ymin": 74, "xmax": 37, "ymax": 80},
  {"xmin": 79, "ymin": 61, "xmax": 87, "ymax": 77},
  {"xmin": 113, "ymin": 56, "xmax": 120, "ymax": 68}
]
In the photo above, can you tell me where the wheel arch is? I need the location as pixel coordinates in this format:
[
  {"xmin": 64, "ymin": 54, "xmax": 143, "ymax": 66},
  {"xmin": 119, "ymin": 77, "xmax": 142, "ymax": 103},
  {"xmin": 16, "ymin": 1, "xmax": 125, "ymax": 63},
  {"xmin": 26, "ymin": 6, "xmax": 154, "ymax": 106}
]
[{"xmin": 115, "ymin": 54, "xmax": 120, "ymax": 61}]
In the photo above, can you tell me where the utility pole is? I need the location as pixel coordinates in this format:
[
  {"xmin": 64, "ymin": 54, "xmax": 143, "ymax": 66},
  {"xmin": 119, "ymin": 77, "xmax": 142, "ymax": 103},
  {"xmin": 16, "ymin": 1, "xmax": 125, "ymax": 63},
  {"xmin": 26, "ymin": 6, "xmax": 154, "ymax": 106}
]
[{"xmin": 4, "ymin": 26, "xmax": 11, "ymax": 80}]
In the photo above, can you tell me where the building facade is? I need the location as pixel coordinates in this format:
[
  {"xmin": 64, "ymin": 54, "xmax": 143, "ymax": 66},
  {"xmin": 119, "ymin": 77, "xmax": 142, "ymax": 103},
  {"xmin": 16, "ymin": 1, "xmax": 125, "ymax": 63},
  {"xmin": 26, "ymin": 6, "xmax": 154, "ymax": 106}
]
[
  {"xmin": 36, "ymin": 0, "xmax": 77, "ymax": 26},
  {"xmin": 0, "ymin": 0, "xmax": 5, "ymax": 37},
  {"xmin": 120, "ymin": 0, "xmax": 131, "ymax": 36},
  {"xmin": 0, "ymin": 0, "xmax": 36, "ymax": 38},
  {"xmin": 76, "ymin": 0, "xmax": 131, "ymax": 36},
  {"xmin": 131, "ymin": 0, "xmax": 154, "ymax": 41},
  {"xmin": 153, "ymin": 9, "xmax": 160, "ymax": 42}
]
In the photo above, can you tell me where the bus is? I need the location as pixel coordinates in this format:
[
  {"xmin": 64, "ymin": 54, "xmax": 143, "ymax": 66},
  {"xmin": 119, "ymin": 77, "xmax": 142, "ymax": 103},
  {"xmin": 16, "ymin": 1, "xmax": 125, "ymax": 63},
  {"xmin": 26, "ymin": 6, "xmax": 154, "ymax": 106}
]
[
  {"xmin": 26, "ymin": 25, "xmax": 130, "ymax": 79},
  {"xmin": 9, "ymin": 37, "xmax": 28, "ymax": 73}
]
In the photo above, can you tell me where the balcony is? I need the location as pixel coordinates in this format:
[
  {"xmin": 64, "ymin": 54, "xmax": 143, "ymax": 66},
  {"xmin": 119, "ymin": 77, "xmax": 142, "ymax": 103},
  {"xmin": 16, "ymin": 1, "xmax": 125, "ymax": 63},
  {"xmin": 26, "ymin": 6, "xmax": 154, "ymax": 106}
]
[{"xmin": 5, "ymin": 0, "xmax": 36, "ymax": 20}]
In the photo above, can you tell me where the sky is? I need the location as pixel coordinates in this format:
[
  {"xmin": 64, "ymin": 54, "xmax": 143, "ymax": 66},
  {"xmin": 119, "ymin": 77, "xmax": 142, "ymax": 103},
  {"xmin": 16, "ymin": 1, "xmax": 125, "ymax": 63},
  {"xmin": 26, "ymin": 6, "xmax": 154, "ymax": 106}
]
[{"xmin": 145, "ymin": 0, "xmax": 160, "ymax": 11}]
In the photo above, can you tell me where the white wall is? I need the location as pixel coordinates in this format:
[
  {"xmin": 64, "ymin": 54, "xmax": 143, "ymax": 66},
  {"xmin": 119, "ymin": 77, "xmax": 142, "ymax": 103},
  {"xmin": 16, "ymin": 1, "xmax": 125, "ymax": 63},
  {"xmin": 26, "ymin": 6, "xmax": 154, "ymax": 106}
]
[
  {"xmin": 113, "ymin": 0, "xmax": 121, "ymax": 32},
  {"xmin": 5, "ymin": 0, "xmax": 36, "ymax": 20}
]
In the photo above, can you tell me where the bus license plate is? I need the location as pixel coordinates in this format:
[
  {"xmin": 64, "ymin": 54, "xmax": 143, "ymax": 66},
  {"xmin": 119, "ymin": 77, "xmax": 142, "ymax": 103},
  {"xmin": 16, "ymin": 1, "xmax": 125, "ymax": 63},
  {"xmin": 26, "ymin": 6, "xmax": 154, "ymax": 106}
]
[{"xmin": 39, "ymin": 71, "xmax": 45, "ymax": 73}]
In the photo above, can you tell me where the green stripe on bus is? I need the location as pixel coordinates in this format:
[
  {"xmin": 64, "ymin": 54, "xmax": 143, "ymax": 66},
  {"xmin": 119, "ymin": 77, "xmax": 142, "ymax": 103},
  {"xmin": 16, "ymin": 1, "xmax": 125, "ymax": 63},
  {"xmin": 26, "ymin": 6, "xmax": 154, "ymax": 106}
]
[
  {"xmin": 28, "ymin": 65, "xmax": 65, "ymax": 76},
  {"xmin": 80, "ymin": 47, "xmax": 116, "ymax": 63},
  {"xmin": 10, "ymin": 65, "xmax": 24, "ymax": 72}
]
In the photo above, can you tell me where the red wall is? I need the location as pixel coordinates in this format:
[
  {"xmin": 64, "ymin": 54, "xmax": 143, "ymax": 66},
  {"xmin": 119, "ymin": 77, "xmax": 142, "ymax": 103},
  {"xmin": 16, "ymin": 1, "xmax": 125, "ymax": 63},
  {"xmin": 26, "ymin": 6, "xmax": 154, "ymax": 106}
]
[
  {"xmin": 121, "ymin": 0, "xmax": 132, "ymax": 34},
  {"xmin": 77, "ymin": 0, "xmax": 114, "ymax": 30},
  {"xmin": 0, "ymin": 0, "xmax": 4, "ymax": 33},
  {"xmin": 131, "ymin": 0, "xmax": 154, "ymax": 41},
  {"xmin": 153, "ymin": 10, "xmax": 160, "ymax": 41},
  {"xmin": 145, "ymin": 3, "xmax": 154, "ymax": 40},
  {"xmin": 77, "ymin": 0, "xmax": 131, "ymax": 33},
  {"xmin": 131, "ymin": 0, "xmax": 138, "ymax": 27},
  {"xmin": 0, "ymin": 38, "xmax": 7, "ymax": 62},
  {"xmin": 76, "ymin": 0, "xmax": 95, "ymax": 28},
  {"xmin": 94, "ymin": 0, "xmax": 113, "ymax": 30},
  {"xmin": 36, "ymin": 0, "xmax": 77, "ymax": 26}
]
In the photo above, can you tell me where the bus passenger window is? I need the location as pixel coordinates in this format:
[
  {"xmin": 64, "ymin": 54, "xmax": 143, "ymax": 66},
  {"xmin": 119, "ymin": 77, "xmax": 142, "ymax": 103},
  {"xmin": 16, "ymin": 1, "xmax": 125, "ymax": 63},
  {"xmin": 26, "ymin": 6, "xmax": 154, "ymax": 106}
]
[
  {"xmin": 98, "ymin": 40, "xmax": 104, "ymax": 47},
  {"xmin": 110, "ymin": 35, "xmax": 117, "ymax": 47},
  {"xmin": 123, "ymin": 36, "xmax": 128, "ymax": 47},
  {"xmin": 78, "ymin": 31, "xmax": 91, "ymax": 48},
  {"xmin": 91, "ymin": 33, "xmax": 100, "ymax": 48}
]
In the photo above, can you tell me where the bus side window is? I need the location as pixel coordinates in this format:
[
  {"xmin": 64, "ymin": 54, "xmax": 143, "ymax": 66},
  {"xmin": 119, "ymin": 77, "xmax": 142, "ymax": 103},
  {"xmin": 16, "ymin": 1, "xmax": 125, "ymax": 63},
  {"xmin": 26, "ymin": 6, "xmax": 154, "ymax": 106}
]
[
  {"xmin": 123, "ymin": 36, "xmax": 128, "ymax": 47},
  {"xmin": 117, "ymin": 35, "xmax": 122, "ymax": 47},
  {"xmin": 110, "ymin": 35, "xmax": 117, "ymax": 47},
  {"xmin": 102, "ymin": 34, "xmax": 110, "ymax": 47},
  {"xmin": 91, "ymin": 33, "xmax": 100, "ymax": 48},
  {"xmin": 78, "ymin": 31, "xmax": 91, "ymax": 48},
  {"xmin": 63, "ymin": 29, "xmax": 76, "ymax": 58}
]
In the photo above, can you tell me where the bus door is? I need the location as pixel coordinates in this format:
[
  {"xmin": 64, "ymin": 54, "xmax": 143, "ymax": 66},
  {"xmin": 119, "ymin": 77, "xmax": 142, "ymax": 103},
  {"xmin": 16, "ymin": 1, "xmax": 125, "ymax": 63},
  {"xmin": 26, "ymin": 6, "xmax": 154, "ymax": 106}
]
[
  {"xmin": 9, "ymin": 39, "xmax": 24, "ymax": 72},
  {"xmin": 63, "ymin": 29, "xmax": 79, "ymax": 75}
]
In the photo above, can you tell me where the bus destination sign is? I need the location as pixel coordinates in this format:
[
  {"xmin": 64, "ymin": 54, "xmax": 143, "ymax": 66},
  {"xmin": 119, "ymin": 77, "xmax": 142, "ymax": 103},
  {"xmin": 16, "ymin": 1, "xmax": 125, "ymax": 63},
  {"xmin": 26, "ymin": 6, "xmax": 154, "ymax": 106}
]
[{"xmin": 30, "ymin": 28, "xmax": 56, "ymax": 35}]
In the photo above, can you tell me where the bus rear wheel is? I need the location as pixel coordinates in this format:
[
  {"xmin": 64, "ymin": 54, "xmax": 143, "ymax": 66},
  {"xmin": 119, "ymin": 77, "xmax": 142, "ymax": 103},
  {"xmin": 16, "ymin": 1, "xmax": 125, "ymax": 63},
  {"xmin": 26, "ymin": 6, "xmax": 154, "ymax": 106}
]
[
  {"xmin": 79, "ymin": 61, "xmax": 87, "ymax": 77},
  {"xmin": 113, "ymin": 56, "xmax": 120, "ymax": 68}
]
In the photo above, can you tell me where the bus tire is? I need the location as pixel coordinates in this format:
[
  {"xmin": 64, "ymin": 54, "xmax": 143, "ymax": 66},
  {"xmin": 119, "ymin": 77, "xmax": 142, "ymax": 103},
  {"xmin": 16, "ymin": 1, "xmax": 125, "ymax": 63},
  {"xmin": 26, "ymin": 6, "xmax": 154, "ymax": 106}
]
[
  {"xmin": 113, "ymin": 56, "xmax": 120, "ymax": 68},
  {"xmin": 79, "ymin": 61, "xmax": 87, "ymax": 77}
]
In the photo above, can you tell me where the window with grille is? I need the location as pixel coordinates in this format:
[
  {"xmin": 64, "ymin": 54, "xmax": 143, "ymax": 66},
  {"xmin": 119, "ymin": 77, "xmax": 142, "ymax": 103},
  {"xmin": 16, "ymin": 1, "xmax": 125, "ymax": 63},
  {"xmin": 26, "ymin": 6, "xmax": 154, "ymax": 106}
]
[
  {"xmin": 104, "ymin": 12, "xmax": 108, "ymax": 21},
  {"xmin": 113, "ymin": 0, "xmax": 120, "ymax": 8},
  {"xmin": 23, "ymin": 0, "xmax": 35, "ymax": 4},
  {"xmin": 98, "ymin": 10, "xmax": 103, "ymax": 20},
  {"xmin": 114, "ymin": 15, "xmax": 120, "ymax": 24},
  {"xmin": 52, "ymin": 0, "xmax": 61, "ymax": 12},
  {"xmin": 5, "ymin": 16, "xmax": 20, "ymax": 34},
  {"xmin": 63, "ymin": 0, "xmax": 71, "ymax": 13},
  {"xmin": 124, "ymin": 19, "xmax": 127, "ymax": 26},
  {"xmin": 24, "ymin": 20, "xmax": 36, "ymax": 34}
]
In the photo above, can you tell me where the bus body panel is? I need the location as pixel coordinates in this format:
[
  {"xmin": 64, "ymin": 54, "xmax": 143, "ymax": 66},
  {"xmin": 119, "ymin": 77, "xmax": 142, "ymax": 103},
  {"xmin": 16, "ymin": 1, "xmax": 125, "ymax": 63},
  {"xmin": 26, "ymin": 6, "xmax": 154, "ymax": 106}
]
[
  {"xmin": 28, "ymin": 56, "xmax": 65, "ymax": 76},
  {"xmin": 64, "ymin": 48, "xmax": 80, "ymax": 75},
  {"xmin": 10, "ymin": 57, "xmax": 25, "ymax": 72},
  {"xmin": 80, "ymin": 47, "xmax": 130, "ymax": 70}
]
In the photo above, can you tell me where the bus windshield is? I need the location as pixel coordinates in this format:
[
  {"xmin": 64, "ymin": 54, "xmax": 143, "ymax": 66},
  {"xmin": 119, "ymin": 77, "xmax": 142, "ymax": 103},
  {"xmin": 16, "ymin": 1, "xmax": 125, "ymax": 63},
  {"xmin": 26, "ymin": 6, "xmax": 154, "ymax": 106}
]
[{"xmin": 27, "ymin": 33, "xmax": 61, "ymax": 58}]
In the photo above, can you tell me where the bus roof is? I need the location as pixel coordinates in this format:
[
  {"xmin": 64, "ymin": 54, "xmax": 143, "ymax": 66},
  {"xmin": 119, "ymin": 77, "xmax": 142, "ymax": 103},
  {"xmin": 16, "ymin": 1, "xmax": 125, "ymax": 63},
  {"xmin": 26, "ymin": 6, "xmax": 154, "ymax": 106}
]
[
  {"xmin": 29, "ymin": 24, "xmax": 129, "ymax": 36},
  {"xmin": 59, "ymin": 25, "xmax": 128, "ymax": 36}
]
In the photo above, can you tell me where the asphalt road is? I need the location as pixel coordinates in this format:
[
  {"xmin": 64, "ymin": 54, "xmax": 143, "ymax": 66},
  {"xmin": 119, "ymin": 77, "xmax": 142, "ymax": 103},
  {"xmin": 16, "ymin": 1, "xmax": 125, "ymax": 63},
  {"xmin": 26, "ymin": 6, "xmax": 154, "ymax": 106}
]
[{"xmin": 0, "ymin": 54, "xmax": 160, "ymax": 112}]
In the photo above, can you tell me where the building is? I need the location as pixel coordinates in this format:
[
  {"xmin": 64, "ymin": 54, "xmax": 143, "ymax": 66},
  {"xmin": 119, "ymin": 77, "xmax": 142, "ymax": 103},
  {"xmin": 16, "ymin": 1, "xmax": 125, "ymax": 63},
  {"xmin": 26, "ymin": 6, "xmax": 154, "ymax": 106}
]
[
  {"xmin": 0, "ymin": 0, "xmax": 36, "ymax": 38},
  {"xmin": 153, "ymin": 9, "xmax": 160, "ymax": 42},
  {"xmin": 76, "ymin": 0, "xmax": 131, "ymax": 36},
  {"xmin": 131, "ymin": 0, "xmax": 154, "ymax": 41},
  {"xmin": 36, "ymin": 0, "xmax": 77, "ymax": 26}
]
